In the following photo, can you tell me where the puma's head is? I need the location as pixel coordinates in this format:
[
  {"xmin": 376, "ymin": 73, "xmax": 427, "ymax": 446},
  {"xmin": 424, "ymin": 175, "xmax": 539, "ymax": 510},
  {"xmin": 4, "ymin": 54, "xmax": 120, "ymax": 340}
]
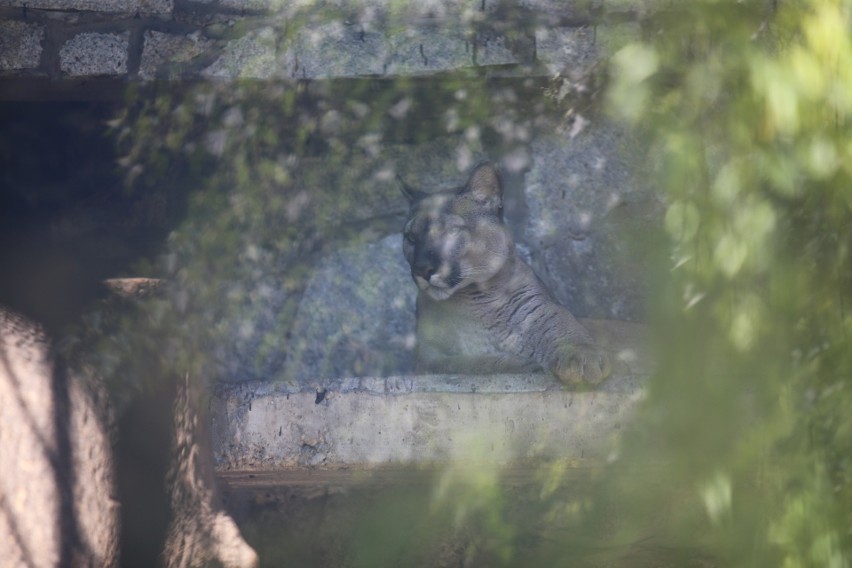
[{"xmin": 399, "ymin": 162, "xmax": 513, "ymax": 301}]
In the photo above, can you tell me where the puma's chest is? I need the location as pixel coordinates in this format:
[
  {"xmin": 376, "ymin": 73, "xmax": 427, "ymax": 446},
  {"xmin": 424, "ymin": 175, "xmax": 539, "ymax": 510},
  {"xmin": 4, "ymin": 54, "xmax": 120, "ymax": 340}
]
[{"xmin": 415, "ymin": 289, "xmax": 509, "ymax": 357}]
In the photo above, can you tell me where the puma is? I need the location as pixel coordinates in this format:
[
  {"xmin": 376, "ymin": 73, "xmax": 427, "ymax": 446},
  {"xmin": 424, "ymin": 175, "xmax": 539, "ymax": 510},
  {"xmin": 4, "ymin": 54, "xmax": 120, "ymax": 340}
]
[{"xmin": 400, "ymin": 162, "xmax": 611, "ymax": 385}]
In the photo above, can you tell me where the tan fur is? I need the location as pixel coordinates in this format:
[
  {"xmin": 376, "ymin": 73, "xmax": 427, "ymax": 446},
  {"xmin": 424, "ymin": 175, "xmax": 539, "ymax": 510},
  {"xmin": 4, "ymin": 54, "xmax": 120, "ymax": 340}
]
[{"xmin": 401, "ymin": 163, "xmax": 611, "ymax": 385}]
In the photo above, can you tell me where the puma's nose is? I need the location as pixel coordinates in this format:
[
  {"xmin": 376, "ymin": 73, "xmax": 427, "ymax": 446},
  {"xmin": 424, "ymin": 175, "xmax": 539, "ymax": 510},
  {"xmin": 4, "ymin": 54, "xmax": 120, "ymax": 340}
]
[
  {"xmin": 414, "ymin": 263, "xmax": 436, "ymax": 281},
  {"xmin": 413, "ymin": 250, "xmax": 439, "ymax": 281}
]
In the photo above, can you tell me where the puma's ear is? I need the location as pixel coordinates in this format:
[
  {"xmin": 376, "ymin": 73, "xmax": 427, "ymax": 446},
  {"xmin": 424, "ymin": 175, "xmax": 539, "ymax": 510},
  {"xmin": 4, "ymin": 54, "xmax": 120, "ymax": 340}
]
[
  {"xmin": 462, "ymin": 162, "xmax": 503, "ymax": 214},
  {"xmin": 397, "ymin": 174, "xmax": 426, "ymax": 203}
]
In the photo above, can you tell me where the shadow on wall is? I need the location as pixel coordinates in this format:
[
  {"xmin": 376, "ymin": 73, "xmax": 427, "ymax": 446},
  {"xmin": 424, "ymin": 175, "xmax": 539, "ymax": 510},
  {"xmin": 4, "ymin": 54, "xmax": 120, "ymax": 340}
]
[{"xmin": 0, "ymin": 308, "xmax": 120, "ymax": 567}]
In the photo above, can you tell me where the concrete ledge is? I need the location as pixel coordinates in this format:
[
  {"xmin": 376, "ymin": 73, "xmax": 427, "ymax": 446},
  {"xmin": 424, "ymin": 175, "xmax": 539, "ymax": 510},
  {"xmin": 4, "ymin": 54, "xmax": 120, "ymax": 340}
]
[
  {"xmin": 212, "ymin": 320, "xmax": 650, "ymax": 470},
  {"xmin": 212, "ymin": 375, "xmax": 647, "ymax": 469}
]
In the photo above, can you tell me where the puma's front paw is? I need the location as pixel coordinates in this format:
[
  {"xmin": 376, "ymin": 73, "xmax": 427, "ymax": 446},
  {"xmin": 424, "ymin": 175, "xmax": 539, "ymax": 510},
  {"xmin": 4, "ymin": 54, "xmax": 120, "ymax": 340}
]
[{"xmin": 549, "ymin": 343, "xmax": 612, "ymax": 386}]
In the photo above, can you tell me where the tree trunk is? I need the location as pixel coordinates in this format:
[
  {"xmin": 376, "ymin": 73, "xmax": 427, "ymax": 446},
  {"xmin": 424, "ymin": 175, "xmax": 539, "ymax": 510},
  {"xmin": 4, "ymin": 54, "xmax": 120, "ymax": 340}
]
[
  {"xmin": 163, "ymin": 372, "xmax": 258, "ymax": 568},
  {"xmin": 0, "ymin": 308, "xmax": 120, "ymax": 567}
]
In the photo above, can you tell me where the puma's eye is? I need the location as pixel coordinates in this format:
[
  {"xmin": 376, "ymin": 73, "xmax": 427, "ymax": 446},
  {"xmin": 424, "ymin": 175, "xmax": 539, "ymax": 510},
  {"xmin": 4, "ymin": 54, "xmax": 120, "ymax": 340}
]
[
  {"xmin": 446, "ymin": 221, "xmax": 466, "ymax": 236},
  {"xmin": 445, "ymin": 215, "xmax": 466, "ymax": 236}
]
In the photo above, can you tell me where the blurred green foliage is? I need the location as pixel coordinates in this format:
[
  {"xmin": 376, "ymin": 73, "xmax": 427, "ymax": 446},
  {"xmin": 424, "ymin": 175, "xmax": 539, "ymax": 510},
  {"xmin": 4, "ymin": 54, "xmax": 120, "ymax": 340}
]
[{"xmin": 605, "ymin": 0, "xmax": 851, "ymax": 566}]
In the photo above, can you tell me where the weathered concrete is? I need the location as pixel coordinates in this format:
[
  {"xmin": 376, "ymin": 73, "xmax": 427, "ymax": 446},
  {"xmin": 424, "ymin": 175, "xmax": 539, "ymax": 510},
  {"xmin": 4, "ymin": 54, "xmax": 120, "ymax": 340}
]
[{"xmin": 212, "ymin": 319, "xmax": 650, "ymax": 469}]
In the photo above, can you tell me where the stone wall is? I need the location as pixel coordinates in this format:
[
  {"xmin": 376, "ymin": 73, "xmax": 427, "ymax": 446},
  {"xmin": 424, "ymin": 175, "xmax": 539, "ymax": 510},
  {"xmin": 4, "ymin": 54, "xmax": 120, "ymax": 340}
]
[{"xmin": 0, "ymin": 0, "xmax": 643, "ymax": 87}]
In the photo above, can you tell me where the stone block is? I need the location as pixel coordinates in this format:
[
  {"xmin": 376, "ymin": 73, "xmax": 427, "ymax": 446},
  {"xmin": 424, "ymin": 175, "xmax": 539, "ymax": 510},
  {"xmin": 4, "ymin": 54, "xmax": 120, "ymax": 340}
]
[
  {"xmin": 386, "ymin": 28, "xmax": 474, "ymax": 75},
  {"xmin": 194, "ymin": 0, "xmax": 486, "ymax": 20},
  {"xmin": 516, "ymin": 0, "xmax": 604, "ymax": 18},
  {"xmin": 474, "ymin": 31, "xmax": 521, "ymax": 67},
  {"xmin": 0, "ymin": 0, "xmax": 172, "ymax": 14},
  {"xmin": 534, "ymin": 26, "xmax": 598, "ymax": 77},
  {"xmin": 281, "ymin": 20, "xmax": 388, "ymax": 79},
  {"xmin": 218, "ymin": 0, "xmax": 272, "ymax": 9},
  {"xmin": 185, "ymin": 0, "xmax": 281, "ymax": 7},
  {"xmin": 139, "ymin": 30, "xmax": 211, "ymax": 80},
  {"xmin": 523, "ymin": 122, "xmax": 661, "ymax": 321},
  {"xmin": 202, "ymin": 27, "xmax": 277, "ymax": 79},
  {"xmin": 59, "ymin": 32, "xmax": 129, "ymax": 76},
  {"xmin": 0, "ymin": 21, "xmax": 44, "ymax": 71}
]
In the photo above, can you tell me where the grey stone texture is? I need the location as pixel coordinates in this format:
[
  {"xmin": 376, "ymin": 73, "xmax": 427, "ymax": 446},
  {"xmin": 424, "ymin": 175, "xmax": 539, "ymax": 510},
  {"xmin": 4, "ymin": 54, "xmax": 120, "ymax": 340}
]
[
  {"xmin": 218, "ymin": 0, "xmax": 271, "ymax": 9},
  {"xmin": 282, "ymin": 21, "xmax": 388, "ymax": 79},
  {"xmin": 140, "ymin": 30, "xmax": 211, "ymax": 80},
  {"xmin": 59, "ymin": 32, "xmax": 130, "ymax": 76},
  {"xmin": 202, "ymin": 27, "xmax": 277, "ymax": 79},
  {"xmin": 386, "ymin": 28, "xmax": 476, "ymax": 76},
  {"xmin": 535, "ymin": 26, "xmax": 597, "ymax": 77},
  {"xmin": 206, "ymin": 0, "xmax": 489, "ymax": 20},
  {"xmin": 385, "ymin": 27, "xmax": 521, "ymax": 76},
  {"xmin": 281, "ymin": 235, "xmax": 416, "ymax": 383},
  {"xmin": 474, "ymin": 30, "xmax": 521, "ymax": 67},
  {"xmin": 289, "ymin": 137, "xmax": 487, "ymax": 230},
  {"xmin": 0, "ymin": 0, "xmax": 172, "ymax": 14},
  {"xmin": 517, "ymin": 0, "xmax": 604, "ymax": 17},
  {"xmin": 523, "ymin": 121, "xmax": 662, "ymax": 321},
  {"xmin": 0, "ymin": 21, "xmax": 44, "ymax": 71}
]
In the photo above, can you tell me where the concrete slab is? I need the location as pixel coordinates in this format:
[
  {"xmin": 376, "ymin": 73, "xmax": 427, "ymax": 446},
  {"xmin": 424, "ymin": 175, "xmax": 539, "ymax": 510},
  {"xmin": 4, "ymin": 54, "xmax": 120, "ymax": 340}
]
[{"xmin": 211, "ymin": 319, "xmax": 651, "ymax": 470}]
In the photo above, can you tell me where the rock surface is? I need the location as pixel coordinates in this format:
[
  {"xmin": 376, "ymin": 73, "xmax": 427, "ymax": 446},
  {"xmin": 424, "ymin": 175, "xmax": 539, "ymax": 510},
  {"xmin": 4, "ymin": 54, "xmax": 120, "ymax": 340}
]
[
  {"xmin": 523, "ymin": 123, "xmax": 662, "ymax": 321},
  {"xmin": 281, "ymin": 234, "xmax": 416, "ymax": 384}
]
